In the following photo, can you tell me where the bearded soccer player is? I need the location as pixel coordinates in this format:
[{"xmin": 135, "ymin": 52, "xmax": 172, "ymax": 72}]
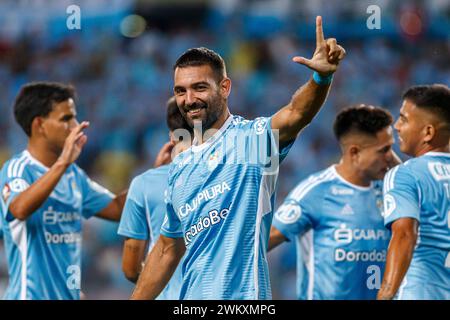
[
  {"xmin": 118, "ymin": 97, "xmax": 191, "ymax": 299},
  {"xmin": 377, "ymin": 84, "xmax": 450, "ymax": 300},
  {"xmin": 270, "ymin": 105, "xmax": 400, "ymax": 299},
  {"xmin": 0, "ymin": 82, "xmax": 126, "ymax": 300},
  {"xmin": 132, "ymin": 16, "xmax": 346, "ymax": 300}
]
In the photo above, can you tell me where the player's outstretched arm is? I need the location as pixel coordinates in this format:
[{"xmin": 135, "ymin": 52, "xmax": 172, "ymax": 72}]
[
  {"xmin": 9, "ymin": 122, "xmax": 89, "ymax": 221},
  {"xmin": 377, "ymin": 217, "xmax": 418, "ymax": 300},
  {"xmin": 268, "ymin": 226, "xmax": 288, "ymax": 251},
  {"xmin": 122, "ymin": 238, "xmax": 148, "ymax": 283},
  {"xmin": 95, "ymin": 189, "xmax": 128, "ymax": 221},
  {"xmin": 131, "ymin": 235, "xmax": 185, "ymax": 300},
  {"xmin": 271, "ymin": 16, "xmax": 346, "ymax": 144}
]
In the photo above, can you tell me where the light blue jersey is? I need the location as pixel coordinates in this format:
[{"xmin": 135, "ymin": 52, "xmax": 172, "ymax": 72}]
[
  {"xmin": 383, "ymin": 152, "xmax": 450, "ymax": 300},
  {"xmin": 273, "ymin": 166, "xmax": 389, "ymax": 300},
  {"xmin": 0, "ymin": 150, "xmax": 114, "ymax": 300},
  {"xmin": 161, "ymin": 115, "xmax": 293, "ymax": 300},
  {"xmin": 118, "ymin": 164, "xmax": 182, "ymax": 299}
]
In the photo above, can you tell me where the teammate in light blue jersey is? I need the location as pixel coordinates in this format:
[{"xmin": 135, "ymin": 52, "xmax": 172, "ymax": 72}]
[
  {"xmin": 132, "ymin": 17, "xmax": 347, "ymax": 300},
  {"xmin": 378, "ymin": 84, "xmax": 450, "ymax": 300},
  {"xmin": 0, "ymin": 82, "xmax": 127, "ymax": 300},
  {"xmin": 270, "ymin": 105, "xmax": 400, "ymax": 299},
  {"xmin": 118, "ymin": 97, "xmax": 192, "ymax": 299}
]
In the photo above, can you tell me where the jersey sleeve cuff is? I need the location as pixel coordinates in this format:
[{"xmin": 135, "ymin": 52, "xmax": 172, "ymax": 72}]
[
  {"xmin": 272, "ymin": 220, "xmax": 294, "ymax": 242},
  {"xmin": 117, "ymin": 228, "xmax": 149, "ymax": 240},
  {"xmin": 160, "ymin": 228, "xmax": 184, "ymax": 239},
  {"xmin": 384, "ymin": 213, "xmax": 420, "ymax": 229}
]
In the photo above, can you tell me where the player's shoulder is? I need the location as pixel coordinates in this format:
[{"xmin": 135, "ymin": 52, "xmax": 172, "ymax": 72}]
[
  {"xmin": 1, "ymin": 150, "xmax": 31, "ymax": 179},
  {"xmin": 385, "ymin": 158, "xmax": 420, "ymax": 181},
  {"xmin": 133, "ymin": 165, "xmax": 169, "ymax": 187},
  {"xmin": 288, "ymin": 166, "xmax": 337, "ymax": 201},
  {"xmin": 383, "ymin": 161, "xmax": 419, "ymax": 193},
  {"xmin": 229, "ymin": 115, "xmax": 251, "ymax": 128},
  {"xmin": 69, "ymin": 162, "xmax": 90, "ymax": 181},
  {"xmin": 418, "ymin": 152, "xmax": 450, "ymax": 165},
  {"xmin": 230, "ymin": 115, "xmax": 270, "ymax": 133},
  {"xmin": 398, "ymin": 151, "xmax": 450, "ymax": 169},
  {"xmin": 144, "ymin": 164, "xmax": 170, "ymax": 177},
  {"xmin": 165, "ymin": 160, "xmax": 185, "ymax": 187}
]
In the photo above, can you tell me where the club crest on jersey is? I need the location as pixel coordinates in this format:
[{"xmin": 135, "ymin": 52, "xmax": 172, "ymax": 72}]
[{"xmin": 207, "ymin": 149, "xmax": 221, "ymax": 171}]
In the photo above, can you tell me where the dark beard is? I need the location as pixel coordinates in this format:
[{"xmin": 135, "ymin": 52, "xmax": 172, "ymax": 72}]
[{"xmin": 186, "ymin": 95, "xmax": 224, "ymax": 132}]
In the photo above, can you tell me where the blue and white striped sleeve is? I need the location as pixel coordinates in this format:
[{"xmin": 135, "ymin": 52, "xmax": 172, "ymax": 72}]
[
  {"xmin": 79, "ymin": 168, "xmax": 114, "ymax": 219},
  {"xmin": 118, "ymin": 176, "xmax": 149, "ymax": 240},
  {"xmin": 160, "ymin": 184, "xmax": 183, "ymax": 239},
  {"xmin": 272, "ymin": 180, "xmax": 317, "ymax": 241},
  {"xmin": 245, "ymin": 117, "xmax": 294, "ymax": 171},
  {"xmin": 382, "ymin": 164, "xmax": 420, "ymax": 228},
  {"xmin": 1, "ymin": 156, "xmax": 32, "ymax": 222}
]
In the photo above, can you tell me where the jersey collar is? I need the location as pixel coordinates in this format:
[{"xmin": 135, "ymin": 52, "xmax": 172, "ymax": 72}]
[
  {"xmin": 424, "ymin": 151, "xmax": 450, "ymax": 158},
  {"xmin": 24, "ymin": 150, "xmax": 50, "ymax": 171},
  {"xmin": 331, "ymin": 165, "xmax": 373, "ymax": 191},
  {"xmin": 191, "ymin": 114, "xmax": 234, "ymax": 153}
]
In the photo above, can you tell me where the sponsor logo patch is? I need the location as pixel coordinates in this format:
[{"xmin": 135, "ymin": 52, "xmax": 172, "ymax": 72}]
[
  {"xmin": 383, "ymin": 194, "xmax": 396, "ymax": 218},
  {"xmin": 9, "ymin": 178, "xmax": 30, "ymax": 193},
  {"xmin": 275, "ymin": 202, "xmax": 301, "ymax": 224}
]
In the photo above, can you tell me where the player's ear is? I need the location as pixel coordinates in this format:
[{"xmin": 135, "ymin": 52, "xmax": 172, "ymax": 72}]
[
  {"xmin": 423, "ymin": 124, "xmax": 435, "ymax": 143},
  {"xmin": 219, "ymin": 77, "xmax": 231, "ymax": 99},
  {"xmin": 349, "ymin": 145, "xmax": 360, "ymax": 161},
  {"xmin": 31, "ymin": 116, "xmax": 45, "ymax": 137}
]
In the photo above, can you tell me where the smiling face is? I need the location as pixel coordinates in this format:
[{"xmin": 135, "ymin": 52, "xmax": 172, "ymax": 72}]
[
  {"xmin": 173, "ymin": 65, "xmax": 230, "ymax": 132},
  {"xmin": 394, "ymin": 99, "xmax": 427, "ymax": 156}
]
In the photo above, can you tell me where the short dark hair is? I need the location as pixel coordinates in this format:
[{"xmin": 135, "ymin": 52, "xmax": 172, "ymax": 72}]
[
  {"xmin": 13, "ymin": 82, "xmax": 76, "ymax": 136},
  {"xmin": 166, "ymin": 96, "xmax": 192, "ymax": 133},
  {"xmin": 402, "ymin": 84, "xmax": 450, "ymax": 125},
  {"xmin": 173, "ymin": 47, "xmax": 226, "ymax": 81},
  {"xmin": 333, "ymin": 104, "xmax": 393, "ymax": 141}
]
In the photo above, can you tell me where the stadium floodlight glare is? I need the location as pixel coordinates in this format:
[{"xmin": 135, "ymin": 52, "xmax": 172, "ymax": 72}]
[{"xmin": 120, "ymin": 14, "xmax": 147, "ymax": 38}]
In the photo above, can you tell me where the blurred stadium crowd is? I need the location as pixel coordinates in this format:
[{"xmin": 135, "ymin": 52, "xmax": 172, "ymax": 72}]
[{"xmin": 0, "ymin": 0, "xmax": 449, "ymax": 298}]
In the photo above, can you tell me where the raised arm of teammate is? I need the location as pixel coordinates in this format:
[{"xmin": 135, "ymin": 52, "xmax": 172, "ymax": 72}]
[
  {"xmin": 9, "ymin": 122, "xmax": 89, "ymax": 221},
  {"xmin": 377, "ymin": 217, "xmax": 418, "ymax": 300},
  {"xmin": 271, "ymin": 16, "xmax": 346, "ymax": 144},
  {"xmin": 95, "ymin": 189, "xmax": 128, "ymax": 221},
  {"xmin": 153, "ymin": 141, "xmax": 175, "ymax": 168},
  {"xmin": 131, "ymin": 235, "xmax": 185, "ymax": 299}
]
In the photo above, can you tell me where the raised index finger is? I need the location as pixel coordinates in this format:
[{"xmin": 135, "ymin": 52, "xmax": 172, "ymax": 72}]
[{"xmin": 316, "ymin": 16, "xmax": 325, "ymax": 46}]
